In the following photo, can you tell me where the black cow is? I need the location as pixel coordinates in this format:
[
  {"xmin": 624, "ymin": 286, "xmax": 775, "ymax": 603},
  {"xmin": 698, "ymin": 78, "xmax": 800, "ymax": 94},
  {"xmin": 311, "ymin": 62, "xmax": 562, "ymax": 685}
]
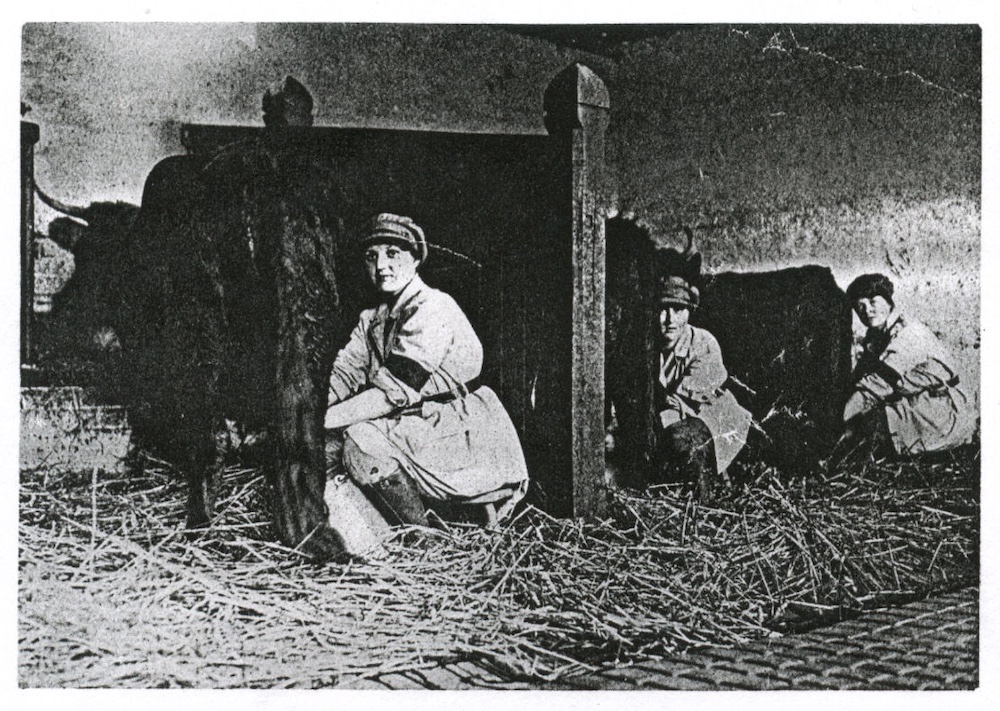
[
  {"xmin": 114, "ymin": 133, "xmax": 350, "ymax": 560},
  {"xmin": 30, "ymin": 80, "xmax": 351, "ymax": 560},
  {"xmin": 695, "ymin": 266, "xmax": 854, "ymax": 471},
  {"xmin": 605, "ymin": 216, "xmax": 853, "ymax": 487},
  {"xmin": 33, "ymin": 143, "xmax": 367, "ymax": 561},
  {"xmin": 31, "ymin": 191, "xmax": 139, "ymax": 389}
]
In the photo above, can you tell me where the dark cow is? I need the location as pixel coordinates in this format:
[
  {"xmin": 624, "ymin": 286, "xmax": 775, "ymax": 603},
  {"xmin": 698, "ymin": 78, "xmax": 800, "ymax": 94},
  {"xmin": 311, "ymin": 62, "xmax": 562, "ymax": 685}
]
[
  {"xmin": 696, "ymin": 266, "xmax": 854, "ymax": 472},
  {"xmin": 605, "ymin": 216, "xmax": 853, "ymax": 488},
  {"xmin": 116, "ymin": 135, "xmax": 349, "ymax": 560},
  {"xmin": 31, "ymin": 190, "xmax": 139, "ymax": 390},
  {"xmin": 30, "ymin": 79, "xmax": 350, "ymax": 560},
  {"xmin": 34, "ymin": 148, "xmax": 363, "ymax": 561}
]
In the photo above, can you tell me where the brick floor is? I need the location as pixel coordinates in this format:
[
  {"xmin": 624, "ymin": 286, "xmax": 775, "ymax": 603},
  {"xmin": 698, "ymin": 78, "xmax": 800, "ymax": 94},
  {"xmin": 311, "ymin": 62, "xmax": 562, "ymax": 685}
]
[
  {"xmin": 356, "ymin": 587, "xmax": 979, "ymax": 690},
  {"xmin": 560, "ymin": 586, "xmax": 979, "ymax": 690}
]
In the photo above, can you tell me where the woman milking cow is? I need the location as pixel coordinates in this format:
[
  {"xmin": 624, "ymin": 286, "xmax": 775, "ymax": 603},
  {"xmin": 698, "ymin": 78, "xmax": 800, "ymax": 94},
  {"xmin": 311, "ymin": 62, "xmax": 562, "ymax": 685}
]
[
  {"xmin": 605, "ymin": 226, "xmax": 752, "ymax": 502},
  {"xmin": 647, "ymin": 270, "xmax": 752, "ymax": 499},
  {"xmin": 323, "ymin": 213, "xmax": 529, "ymax": 553}
]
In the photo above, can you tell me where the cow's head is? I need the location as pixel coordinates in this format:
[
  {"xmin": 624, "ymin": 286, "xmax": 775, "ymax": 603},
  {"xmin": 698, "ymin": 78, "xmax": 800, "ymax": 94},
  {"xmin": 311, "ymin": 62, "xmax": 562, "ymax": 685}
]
[{"xmin": 34, "ymin": 187, "xmax": 140, "ymax": 371}]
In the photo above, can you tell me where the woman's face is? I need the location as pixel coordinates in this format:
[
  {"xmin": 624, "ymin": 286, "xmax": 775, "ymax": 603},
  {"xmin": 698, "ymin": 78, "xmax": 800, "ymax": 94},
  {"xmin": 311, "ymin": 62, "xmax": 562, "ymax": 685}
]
[
  {"xmin": 659, "ymin": 305, "xmax": 691, "ymax": 349},
  {"xmin": 364, "ymin": 243, "xmax": 419, "ymax": 296},
  {"xmin": 853, "ymin": 295, "xmax": 893, "ymax": 330}
]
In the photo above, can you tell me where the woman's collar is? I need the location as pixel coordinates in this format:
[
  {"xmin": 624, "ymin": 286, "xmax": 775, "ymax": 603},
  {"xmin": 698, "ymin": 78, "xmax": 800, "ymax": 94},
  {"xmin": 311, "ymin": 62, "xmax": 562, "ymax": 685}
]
[
  {"xmin": 385, "ymin": 274, "xmax": 425, "ymax": 318},
  {"xmin": 871, "ymin": 309, "xmax": 901, "ymax": 334}
]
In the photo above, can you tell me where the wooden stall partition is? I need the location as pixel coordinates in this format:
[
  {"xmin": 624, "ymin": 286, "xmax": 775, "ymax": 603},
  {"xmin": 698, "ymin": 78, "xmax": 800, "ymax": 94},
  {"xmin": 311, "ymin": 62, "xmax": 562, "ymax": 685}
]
[
  {"xmin": 21, "ymin": 121, "xmax": 40, "ymax": 367},
  {"xmin": 180, "ymin": 63, "xmax": 610, "ymax": 519},
  {"xmin": 543, "ymin": 64, "xmax": 610, "ymax": 518}
]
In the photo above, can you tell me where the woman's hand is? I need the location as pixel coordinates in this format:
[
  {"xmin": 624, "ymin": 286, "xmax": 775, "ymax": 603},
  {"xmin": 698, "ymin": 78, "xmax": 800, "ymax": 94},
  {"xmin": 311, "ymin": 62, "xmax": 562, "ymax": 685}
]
[
  {"xmin": 843, "ymin": 389, "xmax": 878, "ymax": 422},
  {"xmin": 659, "ymin": 408, "xmax": 683, "ymax": 429}
]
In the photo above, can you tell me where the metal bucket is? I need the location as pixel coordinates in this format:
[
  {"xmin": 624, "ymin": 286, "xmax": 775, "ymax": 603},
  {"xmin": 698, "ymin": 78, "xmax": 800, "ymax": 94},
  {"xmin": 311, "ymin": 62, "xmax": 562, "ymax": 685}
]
[{"xmin": 323, "ymin": 474, "xmax": 392, "ymax": 560}]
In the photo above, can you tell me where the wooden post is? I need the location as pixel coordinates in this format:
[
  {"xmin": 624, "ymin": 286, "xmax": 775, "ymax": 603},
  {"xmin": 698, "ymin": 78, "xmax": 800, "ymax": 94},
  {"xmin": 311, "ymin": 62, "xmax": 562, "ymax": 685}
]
[
  {"xmin": 21, "ymin": 121, "xmax": 39, "ymax": 366},
  {"xmin": 543, "ymin": 64, "xmax": 610, "ymax": 519}
]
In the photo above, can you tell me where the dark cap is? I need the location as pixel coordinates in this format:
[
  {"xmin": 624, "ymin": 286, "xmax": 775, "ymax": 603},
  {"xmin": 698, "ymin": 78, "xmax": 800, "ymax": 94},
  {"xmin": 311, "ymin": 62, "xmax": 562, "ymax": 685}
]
[
  {"xmin": 362, "ymin": 213, "xmax": 428, "ymax": 263},
  {"xmin": 658, "ymin": 275, "xmax": 699, "ymax": 310},
  {"xmin": 846, "ymin": 273, "xmax": 894, "ymax": 307}
]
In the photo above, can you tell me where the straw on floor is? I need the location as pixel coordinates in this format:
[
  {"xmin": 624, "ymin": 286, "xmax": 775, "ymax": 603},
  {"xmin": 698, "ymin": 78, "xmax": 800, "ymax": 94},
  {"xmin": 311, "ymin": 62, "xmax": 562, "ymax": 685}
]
[{"xmin": 19, "ymin": 446, "xmax": 978, "ymax": 688}]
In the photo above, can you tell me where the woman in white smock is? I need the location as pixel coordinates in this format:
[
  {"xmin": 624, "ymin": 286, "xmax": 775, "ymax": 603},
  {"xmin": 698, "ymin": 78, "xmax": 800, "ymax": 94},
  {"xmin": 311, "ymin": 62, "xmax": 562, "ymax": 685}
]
[
  {"xmin": 325, "ymin": 213, "xmax": 529, "ymax": 527},
  {"xmin": 651, "ymin": 274, "xmax": 751, "ymax": 499},
  {"xmin": 832, "ymin": 273, "xmax": 976, "ymax": 466}
]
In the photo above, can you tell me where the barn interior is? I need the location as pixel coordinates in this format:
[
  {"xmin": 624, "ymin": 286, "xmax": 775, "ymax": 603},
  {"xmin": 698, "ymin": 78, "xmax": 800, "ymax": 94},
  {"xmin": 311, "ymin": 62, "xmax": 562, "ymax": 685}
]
[
  {"xmin": 19, "ymin": 22, "xmax": 981, "ymax": 514},
  {"xmin": 15, "ymin": 20, "xmax": 984, "ymax": 690}
]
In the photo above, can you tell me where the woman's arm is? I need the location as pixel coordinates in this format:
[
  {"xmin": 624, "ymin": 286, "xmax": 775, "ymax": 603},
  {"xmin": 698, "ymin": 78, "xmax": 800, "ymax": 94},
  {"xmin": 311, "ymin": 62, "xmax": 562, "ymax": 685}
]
[
  {"xmin": 324, "ymin": 387, "xmax": 396, "ymax": 430},
  {"xmin": 856, "ymin": 318, "xmax": 959, "ymax": 402},
  {"xmin": 329, "ymin": 315, "xmax": 374, "ymax": 405},
  {"xmin": 855, "ymin": 370, "xmax": 898, "ymax": 402},
  {"xmin": 673, "ymin": 331, "xmax": 729, "ymax": 405},
  {"xmin": 895, "ymin": 359, "xmax": 959, "ymax": 396}
]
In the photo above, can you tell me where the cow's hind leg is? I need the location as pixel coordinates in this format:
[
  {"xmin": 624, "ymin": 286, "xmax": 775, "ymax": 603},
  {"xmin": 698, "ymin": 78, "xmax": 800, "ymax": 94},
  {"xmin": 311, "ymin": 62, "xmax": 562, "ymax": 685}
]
[{"xmin": 179, "ymin": 423, "xmax": 221, "ymax": 530}]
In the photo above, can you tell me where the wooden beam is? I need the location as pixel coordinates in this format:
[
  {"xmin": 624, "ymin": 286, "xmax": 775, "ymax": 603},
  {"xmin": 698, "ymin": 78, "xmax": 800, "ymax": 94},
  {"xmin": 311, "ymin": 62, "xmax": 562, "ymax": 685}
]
[
  {"xmin": 21, "ymin": 122, "xmax": 39, "ymax": 366},
  {"xmin": 543, "ymin": 64, "xmax": 611, "ymax": 519}
]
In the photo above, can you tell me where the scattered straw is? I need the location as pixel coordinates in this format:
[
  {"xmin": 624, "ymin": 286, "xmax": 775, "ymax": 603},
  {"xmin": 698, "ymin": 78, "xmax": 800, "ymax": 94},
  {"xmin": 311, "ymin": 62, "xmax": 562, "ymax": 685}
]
[{"xmin": 19, "ymin": 446, "xmax": 978, "ymax": 687}]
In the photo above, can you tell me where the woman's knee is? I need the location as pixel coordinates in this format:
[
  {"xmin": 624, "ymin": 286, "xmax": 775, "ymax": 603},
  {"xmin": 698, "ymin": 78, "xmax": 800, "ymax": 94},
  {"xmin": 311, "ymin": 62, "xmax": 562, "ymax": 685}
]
[
  {"xmin": 660, "ymin": 417, "xmax": 713, "ymax": 459},
  {"xmin": 654, "ymin": 417, "xmax": 718, "ymax": 487},
  {"xmin": 343, "ymin": 426, "xmax": 399, "ymax": 486}
]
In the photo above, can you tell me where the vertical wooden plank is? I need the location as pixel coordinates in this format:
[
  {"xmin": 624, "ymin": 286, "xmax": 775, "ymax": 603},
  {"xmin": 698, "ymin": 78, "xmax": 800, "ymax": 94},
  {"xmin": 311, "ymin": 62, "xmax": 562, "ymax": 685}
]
[
  {"xmin": 605, "ymin": 218, "xmax": 659, "ymax": 489},
  {"xmin": 21, "ymin": 122, "xmax": 40, "ymax": 366},
  {"xmin": 544, "ymin": 64, "xmax": 611, "ymax": 519}
]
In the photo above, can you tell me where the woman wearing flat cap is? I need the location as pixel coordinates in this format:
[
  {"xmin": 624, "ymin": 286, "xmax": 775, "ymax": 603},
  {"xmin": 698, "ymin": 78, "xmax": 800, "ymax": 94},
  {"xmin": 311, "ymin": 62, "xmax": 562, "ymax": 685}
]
[
  {"xmin": 324, "ymin": 213, "xmax": 528, "ymax": 528},
  {"xmin": 652, "ymin": 274, "xmax": 751, "ymax": 499},
  {"xmin": 832, "ymin": 273, "xmax": 976, "ymax": 466}
]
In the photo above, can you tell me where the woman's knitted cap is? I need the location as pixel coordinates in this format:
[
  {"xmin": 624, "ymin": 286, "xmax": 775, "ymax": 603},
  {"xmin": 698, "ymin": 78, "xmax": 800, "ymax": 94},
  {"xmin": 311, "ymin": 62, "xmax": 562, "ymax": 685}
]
[
  {"xmin": 658, "ymin": 275, "xmax": 700, "ymax": 310},
  {"xmin": 846, "ymin": 273, "xmax": 894, "ymax": 307}
]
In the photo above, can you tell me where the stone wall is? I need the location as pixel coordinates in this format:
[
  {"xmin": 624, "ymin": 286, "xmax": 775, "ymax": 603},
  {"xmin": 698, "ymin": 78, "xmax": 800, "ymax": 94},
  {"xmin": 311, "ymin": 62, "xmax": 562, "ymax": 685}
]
[
  {"xmin": 603, "ymin": 26, "xmax": 980, "ymax": 404},
  {"xmin": 22, "ymin": 23, "xmax": 980, "ymax": 408}
]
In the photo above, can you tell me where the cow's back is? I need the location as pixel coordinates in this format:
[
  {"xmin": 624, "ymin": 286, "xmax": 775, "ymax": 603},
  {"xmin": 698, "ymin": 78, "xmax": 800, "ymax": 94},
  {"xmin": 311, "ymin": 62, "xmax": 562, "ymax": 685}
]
[{"xmin": 695, "ymin": 266, "xmax": 853, "ymax": 470}]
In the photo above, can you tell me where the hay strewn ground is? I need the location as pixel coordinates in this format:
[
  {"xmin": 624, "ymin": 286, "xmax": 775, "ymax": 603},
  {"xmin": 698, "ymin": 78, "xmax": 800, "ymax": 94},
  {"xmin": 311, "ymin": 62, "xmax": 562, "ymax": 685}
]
[{"xmin": 19, "ymin": 448, "xmax": 979, "ymax": 688}]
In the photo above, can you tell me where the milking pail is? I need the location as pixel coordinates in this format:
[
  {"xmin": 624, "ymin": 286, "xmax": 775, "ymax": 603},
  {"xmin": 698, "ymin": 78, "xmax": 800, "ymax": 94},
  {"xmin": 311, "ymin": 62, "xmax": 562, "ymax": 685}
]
[{"xmin": 323, "ymin": 475, "xmax": 392, "ymax": 559}]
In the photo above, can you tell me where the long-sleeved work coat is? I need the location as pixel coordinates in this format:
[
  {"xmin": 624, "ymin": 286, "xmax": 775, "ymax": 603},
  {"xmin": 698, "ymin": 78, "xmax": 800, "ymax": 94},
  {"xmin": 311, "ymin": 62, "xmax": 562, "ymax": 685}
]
[
  {"xmin": 328, "ymin": 275, "xmax": 528, "ymax": 519},
  {"xmin": 852, "ymin": 311, "xmax": 976, "ymax": 454},
  {"xmin": 658, "ymin": 324, "xmax": 751, "ymax": 473}
]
